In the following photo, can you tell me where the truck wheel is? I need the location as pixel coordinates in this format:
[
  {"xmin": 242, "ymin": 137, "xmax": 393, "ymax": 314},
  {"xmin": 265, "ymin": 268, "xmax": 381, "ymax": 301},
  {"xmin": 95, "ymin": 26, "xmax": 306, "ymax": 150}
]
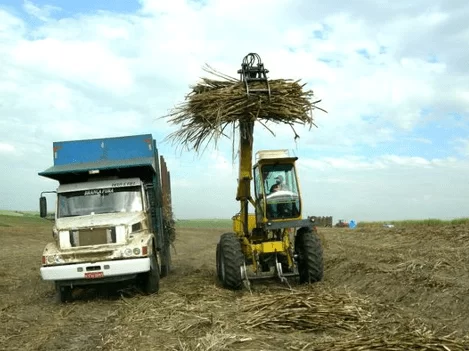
[
  {"xmin": 142, "ymin": 252, "xmax": 160, "ymax": 294},
  {"xmin": 55, "ymin": 282, "xmax": 72, "ymax": 303},
  {"xmin": 219, "ymin": 232, "xmax": 244, "ymax": 290},
  {"xmin": 160, "ymin": 242, "xmax": 171, "ymax": 278},
  {"xmin": 295, "ymin": 227, "xmax": 324, "ymax": 284}
]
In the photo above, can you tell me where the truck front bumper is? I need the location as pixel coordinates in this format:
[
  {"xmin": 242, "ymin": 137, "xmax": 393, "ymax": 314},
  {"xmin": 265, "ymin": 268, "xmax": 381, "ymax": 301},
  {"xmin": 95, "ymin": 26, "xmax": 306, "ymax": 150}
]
[{"xmin": 40, "ymin": 257, "xmax": 150, "ymax": 282}]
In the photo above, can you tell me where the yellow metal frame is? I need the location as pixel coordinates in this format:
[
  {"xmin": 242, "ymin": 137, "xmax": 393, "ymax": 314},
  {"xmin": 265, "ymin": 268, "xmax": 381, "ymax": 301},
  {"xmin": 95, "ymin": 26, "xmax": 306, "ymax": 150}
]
[
  {"xmin": 240, "ymin": 228, "xmax": 294, "ymax": 272},
  {"xmin": 232, "ymin": 213, "xmax": 256, "ymax": 234},
  {"xmin": 232, "ymin": 213, "xmax": 295, "ymax": 272}
]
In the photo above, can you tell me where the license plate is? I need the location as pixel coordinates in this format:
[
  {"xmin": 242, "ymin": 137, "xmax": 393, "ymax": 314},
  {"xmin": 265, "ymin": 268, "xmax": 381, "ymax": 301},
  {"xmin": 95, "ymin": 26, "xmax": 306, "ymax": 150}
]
[{"xmin": 84, "ymin": 272, "xmax": 104, "ymax": 279}]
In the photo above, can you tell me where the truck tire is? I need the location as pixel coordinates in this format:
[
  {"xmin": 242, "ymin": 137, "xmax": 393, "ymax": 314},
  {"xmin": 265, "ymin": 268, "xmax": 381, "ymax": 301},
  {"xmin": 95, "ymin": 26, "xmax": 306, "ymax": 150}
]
[
  {"xmin": 55, "ymin": 282, "xmax": 72, "ymax": 303},
  {"xmin": 295, "ymin": 227, "xmax": 324, "ymax": 284},
  {"xmin": 141, "ymin": 252, "xmax": 160, "ymax": 294},
  {"xmin": 160, "ymin": 241, "xmax": 171, "ymax": 278},
  {"xmin": 218, "ymin": 232, "xmax": 244, "ymax": 290}
]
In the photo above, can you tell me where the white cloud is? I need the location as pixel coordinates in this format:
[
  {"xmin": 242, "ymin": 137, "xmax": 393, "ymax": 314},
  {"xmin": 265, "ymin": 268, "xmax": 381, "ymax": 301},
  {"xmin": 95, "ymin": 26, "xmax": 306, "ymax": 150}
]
[
  {"xmin": 300, "ymin": 154, "xmax": 460, "ymax": 172},
  {"xmin": 11, "ymin": 39, "xmax": 134, "ymax": 95},
  {"xmin": 408, "ymin": 137, "xmax": 432, "ymax": 145},
  {"xmin": 0, "ymin": 10, "xmax": 26, "ymax": 43},
  {"xmin": 0, "ymin": 142, "xmax": 15, "ymax": 153},
  {"xmin": 209, "ymin": 150, "xmax": 233, "ymax": 171},
  {"xmin": 296, "ymin": 154, "xmax": 469, "ymax": 221},
  {"xmin": 171, "ymin": 178, "xmax": 191, "ymax": 189},
  {"xmin": 22, "ymin": 0, "xmax": 60, "ymax": 22},
  {"xmin": 454, "ymin": 138, "xmax": 469, "ymax": 157}
]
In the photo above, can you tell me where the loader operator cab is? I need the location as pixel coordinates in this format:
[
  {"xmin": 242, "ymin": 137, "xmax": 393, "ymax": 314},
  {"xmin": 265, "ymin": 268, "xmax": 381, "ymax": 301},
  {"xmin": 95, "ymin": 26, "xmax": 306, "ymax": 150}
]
[{"xmin": 253, "ymin": 150, "xmax": 301, "ymax": 221}]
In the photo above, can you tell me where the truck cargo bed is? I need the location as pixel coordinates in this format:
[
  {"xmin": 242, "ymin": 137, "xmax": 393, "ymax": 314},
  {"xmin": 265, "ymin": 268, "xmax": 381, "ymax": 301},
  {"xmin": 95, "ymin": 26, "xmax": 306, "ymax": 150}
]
[{"xmin": 39, "ymin": 134, "xmax": 158, "ymax": 182}]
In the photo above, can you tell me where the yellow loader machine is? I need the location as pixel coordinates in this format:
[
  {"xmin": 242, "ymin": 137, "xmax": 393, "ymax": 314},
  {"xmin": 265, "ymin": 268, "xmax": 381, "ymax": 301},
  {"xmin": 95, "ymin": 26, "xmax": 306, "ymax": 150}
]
[{"xmin": 215, "ymin": 54, "xmax": 324, "ymax": 290}]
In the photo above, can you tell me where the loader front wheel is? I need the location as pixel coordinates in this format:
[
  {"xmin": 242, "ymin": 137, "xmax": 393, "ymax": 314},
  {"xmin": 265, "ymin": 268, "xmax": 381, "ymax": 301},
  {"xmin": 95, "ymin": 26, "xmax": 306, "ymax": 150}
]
[
  {"xmin": 295, "ymin": 227, "xmax": 324, "ymax": 284},
  {"xmin": 218, "ymin": 232, "xmax": 244, "ymax": 290}
]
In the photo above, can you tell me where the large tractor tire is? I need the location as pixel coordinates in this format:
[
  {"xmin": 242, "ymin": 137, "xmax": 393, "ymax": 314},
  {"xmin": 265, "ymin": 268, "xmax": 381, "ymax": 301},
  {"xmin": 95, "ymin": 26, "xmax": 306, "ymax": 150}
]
[
  {"xmin": 140, "ymin": 251, "xmax": 160, "ymax": 294},
  {"xmin": 216, "ymin": 242, "xmax": 223, "ymax": 281},
  {"xmin": 218, "ymin": 232, "xmax": 244, "ymax": 290},
  {"xmin": 295, "ymin": 227, "xmax": 324, "ymax": 284}
]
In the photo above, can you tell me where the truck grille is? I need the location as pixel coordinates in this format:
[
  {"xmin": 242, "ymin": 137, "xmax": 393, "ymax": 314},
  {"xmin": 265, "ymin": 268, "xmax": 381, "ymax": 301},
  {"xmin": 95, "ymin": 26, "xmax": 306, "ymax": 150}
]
[{"xmin": 70, "ymin": 227, "xmax": 116, "ymax": 247}]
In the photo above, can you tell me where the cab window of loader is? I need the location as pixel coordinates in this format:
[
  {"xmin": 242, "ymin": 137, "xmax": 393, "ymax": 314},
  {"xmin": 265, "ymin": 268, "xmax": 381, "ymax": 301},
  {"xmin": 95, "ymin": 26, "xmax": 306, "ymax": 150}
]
[
  {"xmin": 261, "ymin": 164, "xmax": 300, "ymax": 219},
  {"xmin": 262, "ymin": 165, "xmax": 298, "ymax": 195},
  {"xmin": 253, "ymin": 167, "xmax": 263, "ymax": 198}
]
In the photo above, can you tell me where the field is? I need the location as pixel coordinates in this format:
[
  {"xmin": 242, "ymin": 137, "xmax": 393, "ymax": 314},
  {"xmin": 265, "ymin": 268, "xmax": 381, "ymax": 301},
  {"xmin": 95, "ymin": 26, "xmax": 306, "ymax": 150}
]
[{"xmin": 1, "ymin": 213, "xmax": 468, "ymax": 350}]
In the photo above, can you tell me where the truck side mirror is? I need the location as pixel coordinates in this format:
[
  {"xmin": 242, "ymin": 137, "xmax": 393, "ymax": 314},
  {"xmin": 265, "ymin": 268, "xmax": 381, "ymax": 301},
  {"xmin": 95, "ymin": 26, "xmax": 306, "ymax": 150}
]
[{"xmin": 39, "ymin": 196, "xmax": 47, "ymax": 218}]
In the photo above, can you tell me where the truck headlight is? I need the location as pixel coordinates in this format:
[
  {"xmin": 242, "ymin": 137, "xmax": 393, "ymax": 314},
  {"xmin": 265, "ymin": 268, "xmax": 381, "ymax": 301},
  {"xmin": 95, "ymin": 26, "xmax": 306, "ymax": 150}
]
[
  {"xmin": 133, "ymin": 247, "xmax": 141, "ymax": 255},
  {"xmin": 46, "ymin": 254, "xmax": 63, "ymax": 264},
  {"xmin": 124, "ymin": 248, "xmax": 132, "ymax": 256}
]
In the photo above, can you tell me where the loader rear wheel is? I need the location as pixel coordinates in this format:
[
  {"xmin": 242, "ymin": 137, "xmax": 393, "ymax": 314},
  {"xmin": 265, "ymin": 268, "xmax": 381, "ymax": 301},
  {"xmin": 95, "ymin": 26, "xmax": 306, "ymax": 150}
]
[
  {"xmin": 295, "ymin": 227, "xmax": 324, "ymax": 284},
  {"xmin": 218, "ymin": 232, "xmax": 244, "ymax": 290}
]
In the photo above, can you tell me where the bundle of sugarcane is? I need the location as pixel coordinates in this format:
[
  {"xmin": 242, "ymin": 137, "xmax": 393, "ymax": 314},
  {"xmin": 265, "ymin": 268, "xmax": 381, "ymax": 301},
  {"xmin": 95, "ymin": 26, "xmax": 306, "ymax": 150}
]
[
  {"xmin": 291, "ymin": 334, "xmax": 469, "ymax": 351},
  {"xmin": 162, "ymin": 193, "xmax": 176, "ymax": 244},
  {"xmin": 163, "ymin": 65, "xmax": 326, "ymax": 152},
  {"xmin": 239, "ymin": 289, "xmax": 371, "ymax": 332}
]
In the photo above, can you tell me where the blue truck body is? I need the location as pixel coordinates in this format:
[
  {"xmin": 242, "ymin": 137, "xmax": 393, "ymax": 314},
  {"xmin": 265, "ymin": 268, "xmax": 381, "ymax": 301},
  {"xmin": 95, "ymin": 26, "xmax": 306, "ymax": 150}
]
[{"xmin": 39, "ymin": 134, "xmax": 159, "ymax": 181}]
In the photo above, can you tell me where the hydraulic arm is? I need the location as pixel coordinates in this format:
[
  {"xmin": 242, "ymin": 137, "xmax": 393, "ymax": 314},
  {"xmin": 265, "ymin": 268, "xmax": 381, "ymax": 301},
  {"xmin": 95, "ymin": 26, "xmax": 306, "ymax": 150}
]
[{"xmin": 235, "ymin": 53, "xmax": 271, "ymax": 236}]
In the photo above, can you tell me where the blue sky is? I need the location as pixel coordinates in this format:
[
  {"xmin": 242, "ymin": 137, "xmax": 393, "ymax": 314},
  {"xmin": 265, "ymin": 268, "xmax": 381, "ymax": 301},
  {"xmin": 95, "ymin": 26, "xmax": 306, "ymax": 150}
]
[
  {"xmin": 0, "ymin": 0, "xmax": 468, "ymax": 221},
  {"xmin": 1, "ymin": 0, "xmax": 140, "ymax": 17}
]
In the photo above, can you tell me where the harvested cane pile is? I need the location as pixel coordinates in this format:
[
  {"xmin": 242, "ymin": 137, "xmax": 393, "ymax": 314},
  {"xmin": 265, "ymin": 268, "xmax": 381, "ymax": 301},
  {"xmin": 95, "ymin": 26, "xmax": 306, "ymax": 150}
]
[
  {"xmin": 292, "ymin": 333, "xmax": 469, "ymax": 351},
  {"xmin": 163, "ymin": 65, "xmax": 326, "ymax": 152},
  {"xmin": 162, "ymin": 193, "xmax": 176, "ymax": 244},
  {"xmin": 239, "ymin": 288, "xmax": 372, "ymax": 332}
]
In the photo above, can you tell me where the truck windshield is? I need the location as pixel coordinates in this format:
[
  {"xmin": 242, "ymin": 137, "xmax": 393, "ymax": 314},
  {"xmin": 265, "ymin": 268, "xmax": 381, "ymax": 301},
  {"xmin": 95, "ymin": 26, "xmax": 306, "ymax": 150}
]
[{"xmin": 58, "ymin": 186, "xmax": 143, "ymax": 218}]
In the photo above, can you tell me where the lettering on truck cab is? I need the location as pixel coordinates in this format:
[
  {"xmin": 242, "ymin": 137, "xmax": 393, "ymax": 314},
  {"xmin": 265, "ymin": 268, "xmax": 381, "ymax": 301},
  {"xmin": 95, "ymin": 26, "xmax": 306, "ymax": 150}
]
[{"xmin": 111, "ymin": 181, "xmax": 138, "ymax": 188}]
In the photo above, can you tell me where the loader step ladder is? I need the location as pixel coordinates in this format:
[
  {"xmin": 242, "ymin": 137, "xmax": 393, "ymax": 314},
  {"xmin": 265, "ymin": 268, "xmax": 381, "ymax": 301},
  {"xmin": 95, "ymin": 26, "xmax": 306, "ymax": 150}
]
[{"xmin": 238, "ymin": 53, "xmax": 271, "ymax": 99}]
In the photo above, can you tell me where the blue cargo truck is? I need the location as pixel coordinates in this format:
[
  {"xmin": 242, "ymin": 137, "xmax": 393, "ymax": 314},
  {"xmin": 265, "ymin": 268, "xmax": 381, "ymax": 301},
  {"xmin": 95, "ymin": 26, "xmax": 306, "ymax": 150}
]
[{"xmin": 38, "ymin": 134, "xmax": 174, "ymax": 302}]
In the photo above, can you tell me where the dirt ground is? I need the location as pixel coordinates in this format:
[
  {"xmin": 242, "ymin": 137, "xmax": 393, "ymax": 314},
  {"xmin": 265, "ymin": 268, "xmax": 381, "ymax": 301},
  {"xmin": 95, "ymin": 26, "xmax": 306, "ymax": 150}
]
[{"xmin": 1, "ymin": 216, "xmax": 468, "ymax": 351}]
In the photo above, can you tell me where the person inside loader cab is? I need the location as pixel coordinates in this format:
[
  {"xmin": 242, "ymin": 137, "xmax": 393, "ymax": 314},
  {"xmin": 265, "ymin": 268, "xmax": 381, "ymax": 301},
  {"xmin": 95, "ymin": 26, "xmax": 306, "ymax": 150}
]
[
  {"xmin": 267, "ymin": 174, "xmax": 293, "ymax": 218},
  {"xmin": 270, "ymin": 175, "xmax": 288, "ymax": 193}
]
